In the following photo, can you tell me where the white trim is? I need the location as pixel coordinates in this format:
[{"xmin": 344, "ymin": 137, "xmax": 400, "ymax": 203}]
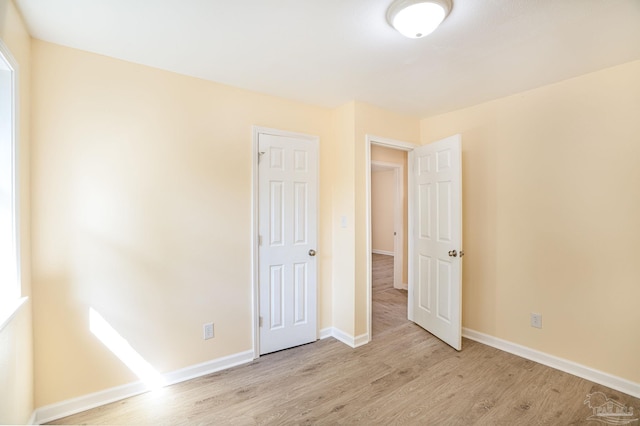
[
  {"xmin": 368, "ymin": 135, "xmax": 417, "ymax": 151},
  {"xmin": 353, "ymin": 333, "xmax": 370, "ymax": 348},
  {"xmin": 162, "ymin": 351, "xmax": 253, "ymax": 384},
  {"xmin": 34, "ymin": 350, "xmax": 255, "ymax": 424},
  {"xmin": 372, "ymin": 249, "xmax": 394, "ymax": 256},
  {"xmin": 407, "ymin": 150, "xmax": 415, "ymax": 321},
  {"xmin": 251, "ymin": 126, "xmax": 320, "ymax": 358},
  {"xmin": 319, "ymin": 327, "xmax": 369, "ymax": 348},
  {"xmin": 29, "ymin": 329, "xmax": 640, "ymax": 423},
  {"xmin": 366, "ymin": 135, "xmax": 417, "ymax": 341},
  {"xmin": 0, "ymin": 296, "xmax": 27, "ymax": 332},
  {"xmin": 251, "ymin": 127, "xmax": 261, "ymax": 359},
  {"xmin": 27, "ymin": 411, "xmax": 36, "ymax": 425},
  {"xmin": 365, "ymin": 141, "xmax": 372, "ymax": 343},
  {"xmin": 319, "ymin": 327, "xmax": 334, "ymax": 340},
  {"xmin": 332, "ymin": 328, "xmax": 370, "ymax": 348},
  {"xmin": 35, "ymin": 382, "xmax": 149, "ymax": 425},
  {"xmin": 0, "ymin": 39, "xmax": 23, "ymax": 310},
  {"xmin": 463, "ymin": 328, "xmax": 640, "ymax": 399}
]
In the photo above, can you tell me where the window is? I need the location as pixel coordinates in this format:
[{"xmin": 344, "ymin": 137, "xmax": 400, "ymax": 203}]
[{"xmin": 0, "ymin": 40, "xmax": 23, "ymax": 329}]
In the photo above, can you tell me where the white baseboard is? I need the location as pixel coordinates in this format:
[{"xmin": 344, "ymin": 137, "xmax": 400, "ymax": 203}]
[
  {"xmin": 33, "ymin": 350, "xmax": 254, "ymax": 425},
  {"xmin": 353, "ymin": 333, "xmax": 370, "ymax": 348},
  {"xmin": 27, "ymin": 410, "xmax": 36, "ymax": 425},
  {"xmin": 319, "ymin": 327, "xmax": 369, "ymax": 348},
  {"xmin": 333, "ymin": 327, "xmax": 361, "ymax": 347},
  {"xmin": 372, "ymin": 249, "xmax": 394, "ymax": 256},
  {"xmin": 162, "ymin": 350, "xmax": 253, "ymax": 385},
  {"xmin": 462, "ymin": 328, "xmax": 640, "ymax": 399},
  {"xmin": 319, "ymin": 327, "xmax": 334, "ymax": 340},
  {"xmin": 35, "ymin": 328, "xmax": 633, "ymax": 423}
]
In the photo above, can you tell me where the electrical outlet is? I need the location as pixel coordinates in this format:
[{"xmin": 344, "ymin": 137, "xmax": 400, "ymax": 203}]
[
  {"xmin": 203, "ymin": 322, "xmax": 214, "ymax": 340},
  {"xmin": 530, "ymin": 313, "xmax": 542, "ymax": 329}
]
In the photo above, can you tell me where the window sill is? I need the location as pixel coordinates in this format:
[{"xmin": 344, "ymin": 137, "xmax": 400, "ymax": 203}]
[{"xmin": 0, "ymin": 297, "xmax": 28, "ymax": 333}]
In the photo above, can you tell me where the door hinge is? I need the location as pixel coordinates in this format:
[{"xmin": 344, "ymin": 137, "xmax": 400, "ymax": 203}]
[
  {"xmin": 258, "ymin": 151, "xmax": 266, "ymax": 163},
  {"xmin": 259, "ymin": 316, "xmax": 263, "ymax": 327},
  {"xmin": 259, "ymin": 235, "xmax": 262, "ymax": 246}
]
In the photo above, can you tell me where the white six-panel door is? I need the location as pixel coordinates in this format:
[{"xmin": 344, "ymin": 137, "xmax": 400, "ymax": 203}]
[
  {"xmin": 409, "ymin": 134, "xmax": 462, "ymax": 350},
  {"xmin": 258, "ymin": 132, "xmax": 318, "ymax": 355}
]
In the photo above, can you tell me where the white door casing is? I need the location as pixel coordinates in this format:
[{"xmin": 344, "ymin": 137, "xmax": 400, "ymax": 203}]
[
  {"xmin": 257, "ymin": 131, "xmax": 318, "ymax": 355},
  {"xmin": 408, "ymin": 134, "xmax": 462, "ymax": 350}
]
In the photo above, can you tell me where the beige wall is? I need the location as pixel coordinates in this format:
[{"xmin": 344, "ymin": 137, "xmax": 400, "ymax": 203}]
[
  {"xmin": 0, "ymin": 0, "xmax": 33, "ymax": 424},
  {"xmin": 421, "ymin": 60, "xmax": 640, "ymax": 383},
  {"xmin": 371, "ymin": 146, "xmax": 409, "ymax": 284},
  {"xmin": 354, "ymin": 103, "xmax": 420, "ymax": 335},
  {"xmin": 30, "ymin": 40, "xmax": 337, "ymax": 406},
  {"xmin": 327, "ymin": 102, "xmax": 420, "ymax": 338},
  {"xmin": 8, "ymin": 10, "xmax": 638, "ymax": 414},
  {"xmin": 371, "ymin": 169, "xmax": 395, "ymax": 253},
  {"xmin": 329, "ymin": 102, "xmax": 357, "ymax": 336},
  {"xmin": 28, "ymin": 38, "xmax": 422, "ymax": 408}
]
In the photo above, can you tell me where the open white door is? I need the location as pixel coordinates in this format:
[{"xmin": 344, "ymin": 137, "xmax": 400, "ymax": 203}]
[
  {"xmin": 258, "ymin": 132, "xmax": 318, "ymax": 355},
  {"xmin": 408, "ymin": 134, "xmax": 462, "ymax": 350}
]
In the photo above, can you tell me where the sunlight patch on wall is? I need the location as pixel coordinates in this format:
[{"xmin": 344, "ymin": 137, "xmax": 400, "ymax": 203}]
[{"xmin": 89, "ymin": 308, "xmax": 166, "ymax": 390}]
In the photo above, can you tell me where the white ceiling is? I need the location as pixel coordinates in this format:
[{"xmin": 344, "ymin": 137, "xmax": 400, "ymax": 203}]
[{"xmin": 14, "ymin": 0, "xmax": 640, "ymax": 117}]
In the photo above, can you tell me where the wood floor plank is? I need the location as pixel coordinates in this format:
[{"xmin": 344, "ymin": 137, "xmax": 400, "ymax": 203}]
[{"xmin": 49, "ymin": 254, "xmax": 640, "ymax": 425}]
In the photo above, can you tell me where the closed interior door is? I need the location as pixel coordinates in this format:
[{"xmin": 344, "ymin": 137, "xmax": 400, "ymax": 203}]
[
  {"xmin": 258, "ymin": 132, "xmax": 318, "ymax": 355},
  {"xmin": 409, "ymin": 134, "xmax": 462, "ymax": 350}
]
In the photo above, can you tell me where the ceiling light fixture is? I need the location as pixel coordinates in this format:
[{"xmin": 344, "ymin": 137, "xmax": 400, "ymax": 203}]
[{"xmin": 387, "ymin": 0, "xmax": 452, "ymax": 39}]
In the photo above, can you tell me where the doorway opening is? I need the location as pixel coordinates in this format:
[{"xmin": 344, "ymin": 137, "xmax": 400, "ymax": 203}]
[
  {"xmin": 366, "ymin": 134, "xmax": 463, "ymax": 349},
  {"xmin": 371, "ymin": 161, "xmax": 404, "ymax": 290},
  {"xmin": 365, "ymin": 135, "xmax": 416, "ymax": 340}
]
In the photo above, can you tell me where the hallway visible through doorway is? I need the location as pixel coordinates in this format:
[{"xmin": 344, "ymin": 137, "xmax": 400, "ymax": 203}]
[{"xmin": 371, "ymin": 253, "xmax": 408, "ymax": 339}]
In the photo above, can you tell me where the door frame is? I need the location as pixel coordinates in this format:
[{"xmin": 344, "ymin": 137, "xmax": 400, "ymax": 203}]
[
  {"xmin": 251, "ymin": 126, "xmax": 320, "ymax": 359},
  {"xmin": 370, "ymin": 161, "xmax": 404, "ymax": 290},
  {"xmin": 365, "ymin": 135, "xmax": 417, "ymax": 340}
]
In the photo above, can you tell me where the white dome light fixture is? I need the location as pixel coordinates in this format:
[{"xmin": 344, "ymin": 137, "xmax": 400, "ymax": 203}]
[{"xmin": 387, "ymin": 0, "xmax": 452, "ymax": 39}]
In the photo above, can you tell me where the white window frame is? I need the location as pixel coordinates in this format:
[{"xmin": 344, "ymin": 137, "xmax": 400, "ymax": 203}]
[{"xmin": 0, "ymin": 39, "xmax": 25, "ymax": 331}]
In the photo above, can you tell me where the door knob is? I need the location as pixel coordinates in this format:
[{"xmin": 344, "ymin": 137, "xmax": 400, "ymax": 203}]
[
  {"xmin": 308, "ymin": 249, "xmax": 316, "ymax": 257},
  {"xmin": 448, "ymin": 250, "xmax": 457, "ymax": 257}
]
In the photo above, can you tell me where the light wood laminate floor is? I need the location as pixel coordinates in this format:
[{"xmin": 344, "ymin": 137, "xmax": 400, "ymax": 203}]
[{"xmin": 50, "ymin": 254, "xmax": 639, "ymax": 425}]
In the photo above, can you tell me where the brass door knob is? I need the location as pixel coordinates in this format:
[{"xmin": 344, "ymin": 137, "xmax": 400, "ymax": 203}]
[
  {"xmin": 309, "ymin": 249, "xmax": 317, "ymax": 257},
  {"xmin": 448, "ymin": 250, "xmax": 457, "ymax": 257}
]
